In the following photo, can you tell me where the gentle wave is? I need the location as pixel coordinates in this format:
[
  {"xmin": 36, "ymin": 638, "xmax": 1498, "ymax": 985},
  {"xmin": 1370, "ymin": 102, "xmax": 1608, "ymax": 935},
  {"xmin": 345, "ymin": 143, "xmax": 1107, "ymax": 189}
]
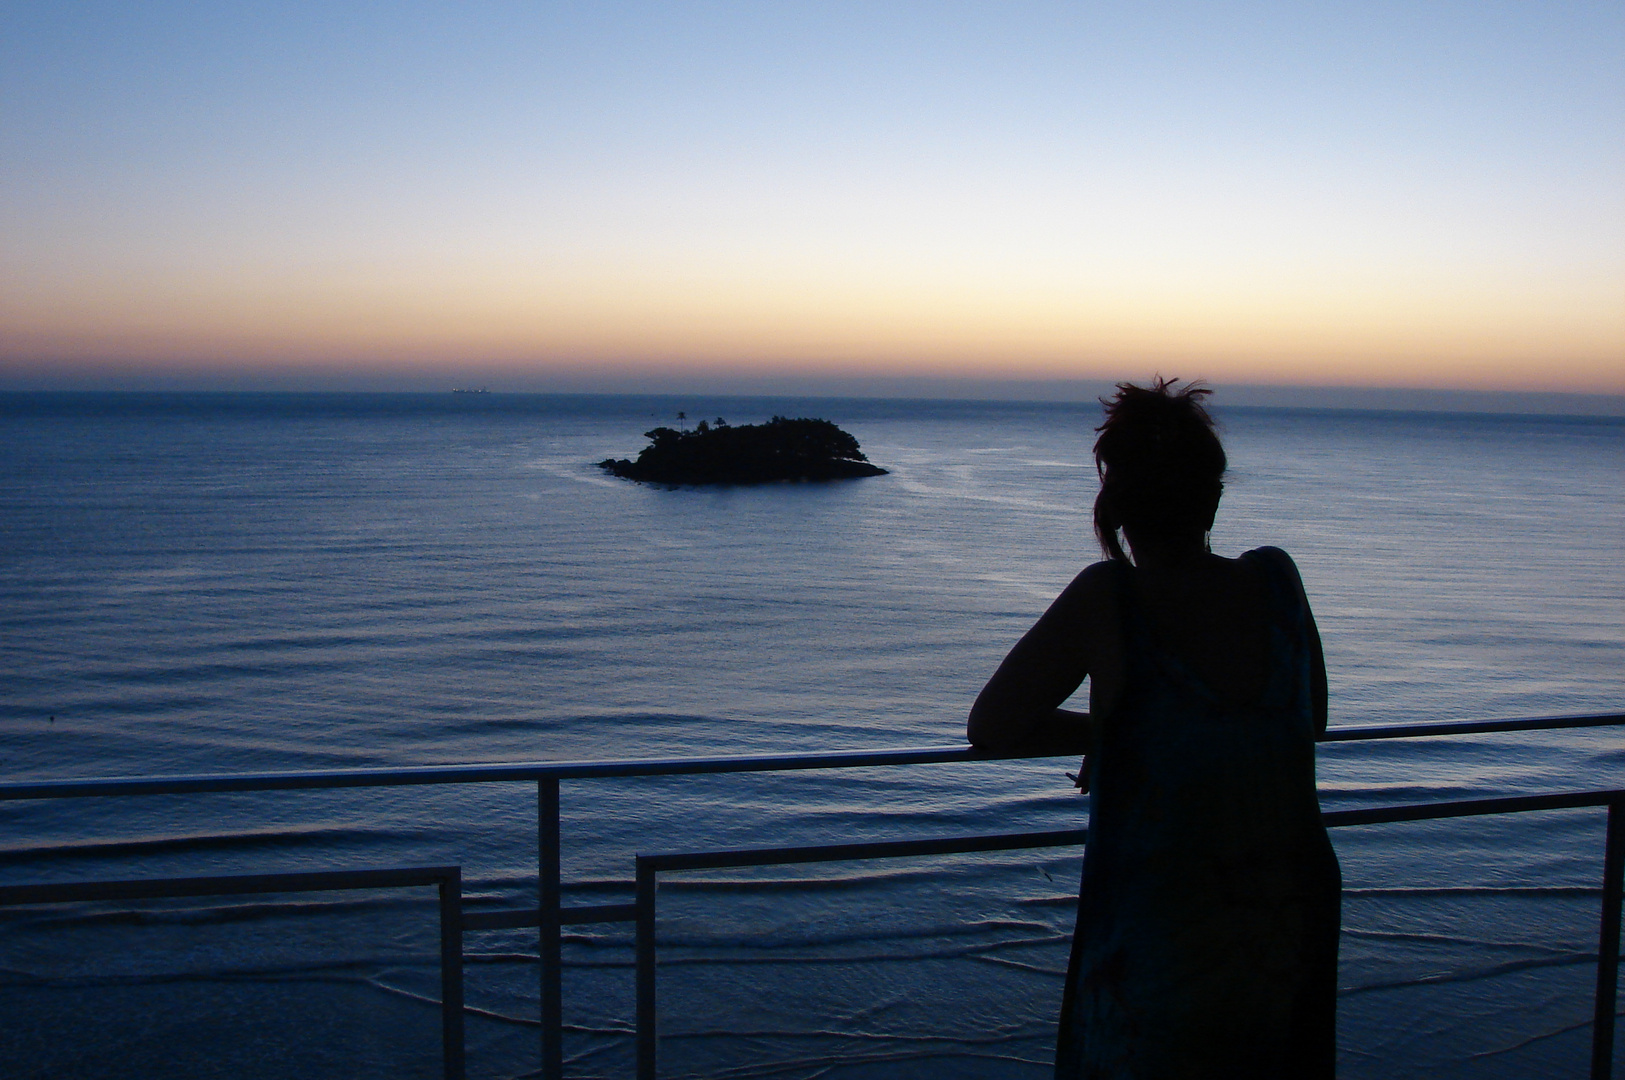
[{"xmin": 1, "ymin": 394, "xmax": 1621, "ymax": 1079}]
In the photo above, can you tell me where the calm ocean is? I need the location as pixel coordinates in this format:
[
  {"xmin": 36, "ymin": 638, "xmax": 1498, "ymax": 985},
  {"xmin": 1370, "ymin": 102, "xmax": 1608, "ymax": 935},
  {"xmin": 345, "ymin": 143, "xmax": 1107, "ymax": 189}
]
[{"xmin": 2, "ymin": 391, "xmax": 1623, "ymax": 1078}]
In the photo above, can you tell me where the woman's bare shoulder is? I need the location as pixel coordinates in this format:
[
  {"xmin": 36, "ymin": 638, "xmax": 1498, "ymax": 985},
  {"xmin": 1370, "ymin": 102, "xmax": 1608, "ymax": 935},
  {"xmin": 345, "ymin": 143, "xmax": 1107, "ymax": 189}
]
[
  {"xmin": 1048, "ymin": 561, "xmax": 1127, "ymax": 681},
  {"xmin": 1053, "ymin": 559, "xmax": 1125, "ymax": 611},
  {"xmin": 1243, "ymin": 544, "xmax": 1300, "ymax": 570},
  {"xmin": 1241, "ymin": 546, "xmax": 1310, "ymax": 596}
]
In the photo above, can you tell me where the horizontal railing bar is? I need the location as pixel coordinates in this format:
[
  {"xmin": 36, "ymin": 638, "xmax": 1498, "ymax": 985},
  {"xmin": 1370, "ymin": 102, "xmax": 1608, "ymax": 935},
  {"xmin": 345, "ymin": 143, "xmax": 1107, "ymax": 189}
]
[
  {"xmin": 644, "ymin": 828, "xmax": 1090, "ymax": 873},
  {"xmin": 464, "ymin": 908, "xmax": 538, "ymax": 931},
  {"xmin": 563, "ymin": 903, "xmax": 638, "ymax": 925},
  {"xmin": 0, "ymin": 747, "xmax": 978, "ymax": 801},
  {"xmin": 1321, "ymin": 712, "xmax": 1625, "ymax": 742},
  {"xmin": 0, "ymin": 866, "xmax": 459, "ymax": 907},
  {"xmin": 475, "ymin": 789, "xmax": 1625, "ymax": 934},
  {"xmin": 464, "ymin": 903, "xmax": 637, "ymax": 931},
  {"xmin": 1323, "ymin": 789, "xmax": 1623, "ymax": 827},
  {"xmin": 0, "ymin": 712, "xmax": 1618, "ymax": 802},
  {"xmin": 636, "ymin": 789, "xmax": 1625, "ymax": 877}
]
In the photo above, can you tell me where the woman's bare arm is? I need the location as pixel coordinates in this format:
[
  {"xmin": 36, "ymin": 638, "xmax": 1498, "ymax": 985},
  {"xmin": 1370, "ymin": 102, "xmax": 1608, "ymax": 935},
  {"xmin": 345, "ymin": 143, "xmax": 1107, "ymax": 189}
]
[{"xmin": 967, "ymin": 564, "xmax": 1109, "ymax": 755}]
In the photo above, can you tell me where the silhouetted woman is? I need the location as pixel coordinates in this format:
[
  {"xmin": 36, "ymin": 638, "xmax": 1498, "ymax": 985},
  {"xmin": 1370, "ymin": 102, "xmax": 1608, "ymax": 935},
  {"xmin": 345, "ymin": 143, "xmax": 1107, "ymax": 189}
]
[{"xmin": 969, "ymin": 379, "xmax": 1340, "ymax": 1078}]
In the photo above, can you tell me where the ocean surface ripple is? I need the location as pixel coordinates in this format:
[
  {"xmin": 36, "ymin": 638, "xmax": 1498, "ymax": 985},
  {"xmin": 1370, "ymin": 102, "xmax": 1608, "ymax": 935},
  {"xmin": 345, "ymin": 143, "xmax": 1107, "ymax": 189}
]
[{"xmin": 2, "ymin": 392, "xmax": 1623, "ymax": 1078}]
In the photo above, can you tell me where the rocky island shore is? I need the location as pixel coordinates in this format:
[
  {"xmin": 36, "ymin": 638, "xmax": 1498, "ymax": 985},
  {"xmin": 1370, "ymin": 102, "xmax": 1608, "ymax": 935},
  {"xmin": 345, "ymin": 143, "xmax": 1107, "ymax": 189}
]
[{"xmin": 600, "ymin": 416, "xmax": 888, "ymax": 485}]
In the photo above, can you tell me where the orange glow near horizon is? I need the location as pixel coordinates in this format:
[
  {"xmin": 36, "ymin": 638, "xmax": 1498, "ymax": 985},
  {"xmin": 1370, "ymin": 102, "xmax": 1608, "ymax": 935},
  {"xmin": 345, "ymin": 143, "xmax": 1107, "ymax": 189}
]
[{"xmin": 5, "ymin": 257, "xmax": 1622, "ymax": 393}]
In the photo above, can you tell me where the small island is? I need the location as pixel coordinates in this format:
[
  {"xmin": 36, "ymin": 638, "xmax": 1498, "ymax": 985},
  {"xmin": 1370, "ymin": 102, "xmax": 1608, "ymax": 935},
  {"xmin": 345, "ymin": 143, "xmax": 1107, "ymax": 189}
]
[{"xmin": 600, "ymin": 416, "xmax": 888, "ymax": 485}]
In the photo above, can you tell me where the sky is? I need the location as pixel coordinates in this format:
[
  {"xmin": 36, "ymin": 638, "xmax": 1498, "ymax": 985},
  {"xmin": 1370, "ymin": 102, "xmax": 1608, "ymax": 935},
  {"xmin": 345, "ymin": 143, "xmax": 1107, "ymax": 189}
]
[{"xmin": 2, "ymin": 1, "xmax": 1622, "ymax": 398}]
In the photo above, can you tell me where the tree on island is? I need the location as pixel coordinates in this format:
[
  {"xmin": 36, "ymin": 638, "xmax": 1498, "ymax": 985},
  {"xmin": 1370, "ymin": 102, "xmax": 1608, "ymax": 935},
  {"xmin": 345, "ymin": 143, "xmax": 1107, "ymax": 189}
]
[{"xmin": 599, "ymin": 416, "xmax": 888, "ymax": 486}]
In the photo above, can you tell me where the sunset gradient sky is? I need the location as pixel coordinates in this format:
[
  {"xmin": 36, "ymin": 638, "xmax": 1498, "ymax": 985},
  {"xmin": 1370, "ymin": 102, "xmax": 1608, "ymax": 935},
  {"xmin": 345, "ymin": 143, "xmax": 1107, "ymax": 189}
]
[{"xmin": 3, "ymin": 2, "xmax": 1622, "ymax": 395}]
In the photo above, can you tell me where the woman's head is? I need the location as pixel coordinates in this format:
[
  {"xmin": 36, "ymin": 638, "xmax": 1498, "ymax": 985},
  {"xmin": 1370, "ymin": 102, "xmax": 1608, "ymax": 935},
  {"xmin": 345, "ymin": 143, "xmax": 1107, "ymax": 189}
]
[{"xmin": 1093, "ymin": 378, "xmax": 1226, "ymax": 563}]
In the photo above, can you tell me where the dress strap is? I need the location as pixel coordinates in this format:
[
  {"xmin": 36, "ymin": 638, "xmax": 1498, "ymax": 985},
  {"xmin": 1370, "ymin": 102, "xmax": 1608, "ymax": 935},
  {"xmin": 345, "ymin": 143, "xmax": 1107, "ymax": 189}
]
[
  {"xmin": 1240, "ymin": 546, "xmax": 1308, "ymax": 637},
  {"xmin": 1239, "ymin": 546, "xmax": 1314, "ymax": 713}
]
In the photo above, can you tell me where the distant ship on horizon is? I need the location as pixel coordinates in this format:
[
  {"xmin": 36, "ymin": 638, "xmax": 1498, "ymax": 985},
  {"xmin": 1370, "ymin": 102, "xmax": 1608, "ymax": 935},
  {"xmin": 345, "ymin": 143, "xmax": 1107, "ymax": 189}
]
[{"xmin": 451, "ymin": 387, "xmax": 490, "ymax": 394}]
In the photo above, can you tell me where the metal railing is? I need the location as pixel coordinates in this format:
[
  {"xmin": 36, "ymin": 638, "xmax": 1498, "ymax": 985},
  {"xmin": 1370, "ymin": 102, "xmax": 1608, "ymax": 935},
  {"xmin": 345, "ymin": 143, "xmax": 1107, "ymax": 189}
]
[
  {"xmin": 0, "ymin": 866, "xmax": 466, "ymax": 1078},
  {"xmin": 1, "ymin": 710, "xmax": 1621, "ymax": 1079},
  {"xmin": 632, "ymin": 788, "xmax": 1625, "ymax": 1079}
]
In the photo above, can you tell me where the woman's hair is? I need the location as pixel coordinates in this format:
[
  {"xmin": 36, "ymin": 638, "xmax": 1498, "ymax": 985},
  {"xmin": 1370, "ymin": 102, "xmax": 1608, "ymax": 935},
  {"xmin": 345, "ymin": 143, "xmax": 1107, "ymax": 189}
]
[{"xmin": 1093, "ymin": 378, "xmax": 1226, "ymax": 563}]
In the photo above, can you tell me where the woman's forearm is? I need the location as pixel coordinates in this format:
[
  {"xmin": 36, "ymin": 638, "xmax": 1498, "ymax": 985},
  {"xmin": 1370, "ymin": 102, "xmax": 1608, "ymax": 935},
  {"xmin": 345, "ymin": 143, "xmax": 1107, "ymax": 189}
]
[{"xmin": 969, "ymin": 706, "xmax": 1092, "ymax": 757}]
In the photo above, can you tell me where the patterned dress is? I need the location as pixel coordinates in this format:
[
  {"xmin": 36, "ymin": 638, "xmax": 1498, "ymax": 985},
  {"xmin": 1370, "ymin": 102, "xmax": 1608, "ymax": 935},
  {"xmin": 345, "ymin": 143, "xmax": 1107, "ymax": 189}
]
[{"xmin": 1055, "ymin": 547, "xmax": 1341, "ymax": 1079}]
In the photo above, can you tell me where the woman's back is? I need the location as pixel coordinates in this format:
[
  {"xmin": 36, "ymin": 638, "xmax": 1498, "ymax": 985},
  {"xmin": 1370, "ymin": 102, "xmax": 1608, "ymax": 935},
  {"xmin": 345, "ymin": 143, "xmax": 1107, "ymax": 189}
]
[
  {"xmin": 1088, "ymin": 550, "xmax": 1273, "ymax": 718},
  {"xmin": 1056, "ymin": 547, "xmax": 1339, "ymax": 1079}
]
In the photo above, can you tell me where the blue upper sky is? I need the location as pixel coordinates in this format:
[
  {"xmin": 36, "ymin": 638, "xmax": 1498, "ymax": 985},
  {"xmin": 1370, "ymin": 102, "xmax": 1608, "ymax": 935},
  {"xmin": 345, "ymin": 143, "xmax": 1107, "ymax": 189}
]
[{"xmin": 3, "ymin": 2, "xmax": 1622, "ymax": 395}]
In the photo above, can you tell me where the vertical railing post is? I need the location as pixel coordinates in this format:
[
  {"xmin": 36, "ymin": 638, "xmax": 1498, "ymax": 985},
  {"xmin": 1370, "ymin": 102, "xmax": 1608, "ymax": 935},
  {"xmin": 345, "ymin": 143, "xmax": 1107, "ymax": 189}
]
[
  {"xmin": 1592, "ymin": 798, "xmax": 1625, "ymax": 1079},
  {"xmin": 635, "ymin": 858, "xmax": 658, "ymax": 1080},
  {"xmin": 438, "ymin": 867, "xmax": 466, "ymax": 1080},
  {"xmin": 539, "ymin": 777, "xmax": 563, "ymax": 1080}
]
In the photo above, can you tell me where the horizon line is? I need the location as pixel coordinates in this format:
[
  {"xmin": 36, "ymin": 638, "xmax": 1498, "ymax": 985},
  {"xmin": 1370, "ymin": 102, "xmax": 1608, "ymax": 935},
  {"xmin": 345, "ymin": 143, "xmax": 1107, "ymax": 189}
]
[{"xmin": 4, "ymin": 379, "xmax": 1624, "ymax": 418}]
